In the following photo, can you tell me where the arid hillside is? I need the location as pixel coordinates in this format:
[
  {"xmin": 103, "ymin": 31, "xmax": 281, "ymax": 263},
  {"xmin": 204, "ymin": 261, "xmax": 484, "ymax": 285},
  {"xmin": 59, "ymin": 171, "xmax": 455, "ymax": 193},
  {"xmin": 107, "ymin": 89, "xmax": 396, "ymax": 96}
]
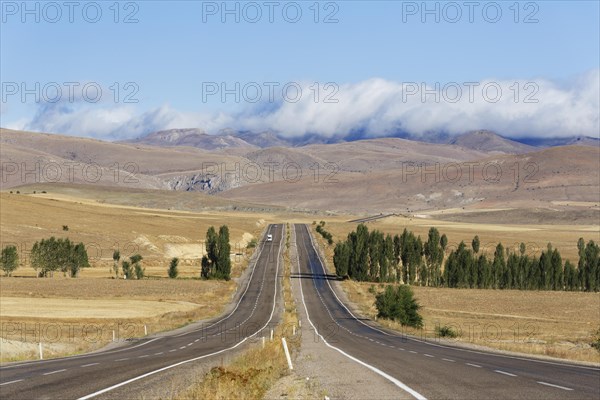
[{"xmin": 2, "ymin": 128, "xmax": 598, "ymax": 217}]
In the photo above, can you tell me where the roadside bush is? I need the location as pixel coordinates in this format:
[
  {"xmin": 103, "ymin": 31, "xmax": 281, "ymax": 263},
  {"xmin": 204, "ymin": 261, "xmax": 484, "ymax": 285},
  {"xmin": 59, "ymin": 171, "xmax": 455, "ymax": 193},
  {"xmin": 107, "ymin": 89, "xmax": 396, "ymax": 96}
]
[
  {"xmin": 375, "ymin": 285, "xmax": 423, "ymax": 328},
  {"xmin": 315, "ymin": 223, "xmax": 334, "ymax": 245},
  {"xmin": 62, "ymin": 225, "xmax": 69, "ymax": 231},
  {"xmin": 435, "ymin": 325, "xmax": 458, "ymax": 338},
  {"xmin": 592, "ymin": 327, "xmax": 600, "ymax": 352},
  {"xmin": 247, "ymin": 238, "xmax": 258, "ymax": 249}
]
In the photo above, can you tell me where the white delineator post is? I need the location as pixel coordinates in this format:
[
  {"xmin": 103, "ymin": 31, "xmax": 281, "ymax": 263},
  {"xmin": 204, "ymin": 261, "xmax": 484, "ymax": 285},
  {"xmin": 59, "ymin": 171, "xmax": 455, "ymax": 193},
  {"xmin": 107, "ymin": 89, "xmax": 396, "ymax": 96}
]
[
  {"xmin": 38, "ymin": 342, "xmax": 43, "ymax": 360},
  {"xmin": 144, "ymin": 325, "xmax": 147, "ymax": 335},
  {"xmin": 282, "ymin": 338, "xmax": 293, "ymax": 370}
]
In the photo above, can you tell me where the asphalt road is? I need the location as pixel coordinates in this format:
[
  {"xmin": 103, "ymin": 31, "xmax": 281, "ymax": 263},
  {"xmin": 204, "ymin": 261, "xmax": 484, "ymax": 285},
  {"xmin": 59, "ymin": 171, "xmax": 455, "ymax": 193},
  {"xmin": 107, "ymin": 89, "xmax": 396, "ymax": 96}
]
[
  {"xmin": 293, "ymin": 223, "xmax": 600, "ymax": 400},
  {"xmin": 0, "ymin": 224, "xmax": 284, "ymax": 400}
]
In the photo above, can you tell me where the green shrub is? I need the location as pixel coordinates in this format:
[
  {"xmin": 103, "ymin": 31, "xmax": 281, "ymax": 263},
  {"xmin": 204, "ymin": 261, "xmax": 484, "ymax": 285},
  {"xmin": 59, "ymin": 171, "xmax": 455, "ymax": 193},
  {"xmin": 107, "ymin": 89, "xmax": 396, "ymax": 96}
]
[
  {"xmin": 247, "ymin": 238, "xmax": 258, "ymax": 249},
  {"xmin": 435, "ymin": 325, "xmax": 458, "ymax": 338},
  {"xmin": 375, "ymin": 285, "xmax": 423, "ymax": 328},
  {"xmin": 592, "ymin": 327, "xmax": 600, "ymax": 352}
]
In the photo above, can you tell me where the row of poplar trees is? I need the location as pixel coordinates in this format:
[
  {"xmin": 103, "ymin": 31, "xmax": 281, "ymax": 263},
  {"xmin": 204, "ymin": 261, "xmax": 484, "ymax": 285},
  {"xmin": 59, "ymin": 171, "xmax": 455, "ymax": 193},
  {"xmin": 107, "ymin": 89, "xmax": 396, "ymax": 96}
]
[{"xmin": 333, "ymin": 224, "xmax": 600, "ymax": 292}]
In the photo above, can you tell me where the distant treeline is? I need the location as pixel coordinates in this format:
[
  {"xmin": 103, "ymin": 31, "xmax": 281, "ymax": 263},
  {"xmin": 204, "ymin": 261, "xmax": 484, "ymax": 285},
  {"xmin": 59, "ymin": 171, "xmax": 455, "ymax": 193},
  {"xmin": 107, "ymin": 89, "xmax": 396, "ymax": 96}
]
[{"xmin": 333, "ymin": 224, "xmax": 600, "ymax": 292}]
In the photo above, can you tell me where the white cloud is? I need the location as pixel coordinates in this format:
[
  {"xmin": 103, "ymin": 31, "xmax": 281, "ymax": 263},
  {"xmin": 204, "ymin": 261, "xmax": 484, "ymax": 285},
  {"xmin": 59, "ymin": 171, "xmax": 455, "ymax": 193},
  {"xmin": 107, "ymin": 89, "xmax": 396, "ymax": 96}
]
[{"xmin": 9, "ymin": 69, "xmax": 600, "ymax": 140}]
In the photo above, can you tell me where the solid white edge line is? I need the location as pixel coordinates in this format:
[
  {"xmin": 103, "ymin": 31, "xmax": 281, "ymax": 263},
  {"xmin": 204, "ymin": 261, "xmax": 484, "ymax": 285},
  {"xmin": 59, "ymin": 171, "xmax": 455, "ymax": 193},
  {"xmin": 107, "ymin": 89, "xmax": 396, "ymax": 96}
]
[
  {"xmin": 537, "ymin": 381, "xmax": 574, "ymax": 391},
  {"xmin": 77, "ymin": 224, "xmax": 283, "ymax": 400},
  {"xmin": 304, "ymin": 225, "xmax": 600, "ymax": 372},
  {"xmin": 296, "ymin": 225, "xmax": 427, "ymax": 400}
]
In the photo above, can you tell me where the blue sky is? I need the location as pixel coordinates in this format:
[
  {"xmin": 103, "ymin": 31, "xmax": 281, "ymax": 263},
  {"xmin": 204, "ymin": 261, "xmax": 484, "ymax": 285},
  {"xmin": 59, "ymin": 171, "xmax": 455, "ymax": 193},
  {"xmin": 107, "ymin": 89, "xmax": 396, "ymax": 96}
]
[{"xmin": 1, "ymin": 1, "xmax": 599, "ymax": 139}]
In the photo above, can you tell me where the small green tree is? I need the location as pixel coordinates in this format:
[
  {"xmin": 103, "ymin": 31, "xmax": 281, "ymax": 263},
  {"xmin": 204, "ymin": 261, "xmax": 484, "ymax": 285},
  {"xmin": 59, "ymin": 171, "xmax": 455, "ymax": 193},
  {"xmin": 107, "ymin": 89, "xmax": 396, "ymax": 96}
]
[
  {"xmin": 112, "ymin": 250, "xmax": 120, "ymax": 278},
  {"xmin": 168, "ymin": 257, "xmax": 179, "ymax": 279},
  {"xmin": 375, "ymin": 285, "xmax": 423, "ymax": 328},
  {"xmin": 201, "ymin": 255, "xmax": 210, "ymax": 279},
  {"xmin": 333, "ymin": 242, "xmax": 350, "ymax": 278},
  {"xmin": 130, "ymin": 254, "xmax": 144, "ymax": 279},
  {"xmin": 216, "ymin": 225, "xmax": 231, "ymax": 280},
  {"xmin": 122, "ymin": 261, "xmax": 132, "ymax": 279},
  {"xmin": 1, "ymin": 245, "xmax": 19, "ymax": 276},
  {"xmin": 472, "ymin": 235, "xmax": 480, "ymax": 254}
]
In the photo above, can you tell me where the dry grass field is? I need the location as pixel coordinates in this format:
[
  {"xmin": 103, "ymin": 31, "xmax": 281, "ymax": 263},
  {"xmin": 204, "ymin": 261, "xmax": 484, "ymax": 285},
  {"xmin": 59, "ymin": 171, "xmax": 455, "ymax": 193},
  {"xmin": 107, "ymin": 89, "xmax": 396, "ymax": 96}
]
[
  {"xmin": 343, "ymin": 281, "xmax": 600, "ymax": 363},
  {"xmin": 0, "ymin": 187, "xmax": 307, "ymax": 362},
  {"xmin": 311, "ymin": 227, "xmax": 600, "ymax": 363},
  {"xmin": 0, "ymin": 278, "xmax": 236, "ymax": 362}
]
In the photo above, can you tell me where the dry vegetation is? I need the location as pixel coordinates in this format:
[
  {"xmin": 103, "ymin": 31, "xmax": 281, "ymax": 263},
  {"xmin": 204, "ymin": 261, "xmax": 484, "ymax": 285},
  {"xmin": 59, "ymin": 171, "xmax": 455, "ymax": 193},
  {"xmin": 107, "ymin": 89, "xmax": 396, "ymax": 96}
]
[{"xmin": 310, "ymin": 225, "xmax": 600, "ymax": 363}]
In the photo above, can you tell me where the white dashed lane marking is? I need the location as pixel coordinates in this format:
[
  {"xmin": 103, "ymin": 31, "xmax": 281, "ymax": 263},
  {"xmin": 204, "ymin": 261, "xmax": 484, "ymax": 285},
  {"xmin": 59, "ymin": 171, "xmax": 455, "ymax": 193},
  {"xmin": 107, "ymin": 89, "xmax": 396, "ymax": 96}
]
[
  {"xmin": 115, "ymin": 358, "xmax": 129, "ymax": 362},
  {"xmin": 43, "ymin": 369, "xmax": 66, "ymax": 376},
  {"xmin": 154, "ymin": 352, "xmax": 163, "ymax": 356},
  {"xmin": 442, "ymin": 358, "xmax": 455, "ymax": 362},
  {"xmin": 466, "ymin": 363, "xmax": 482, "ymax": 368},
  {"xmin": 537, "ymin": 381, "xmax": 574, "ymax": 391},
  {"xmin": 138, "ymin": 355, "xmax": 149, "ymax": 358},
  {"xmin": 495, "ymin": 370, "xmax": 517, "ymax": 377},
  {"xmin": 424, "ymin": 354, "xmax": 434, "ymax": 358},
  {"xmin": 80, "ymin": 363, "xmax": 99, "ymax": 368},
  {"xmin": 0, "ymin": 379, "xmax": 24, "ymax": 386}
]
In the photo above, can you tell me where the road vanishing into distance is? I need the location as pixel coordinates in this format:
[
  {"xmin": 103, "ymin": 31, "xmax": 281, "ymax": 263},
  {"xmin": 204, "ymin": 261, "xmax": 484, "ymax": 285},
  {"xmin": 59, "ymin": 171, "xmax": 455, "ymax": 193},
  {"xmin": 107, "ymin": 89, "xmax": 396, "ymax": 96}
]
[
  {"xmin": 0, "ymin": 225, "xmax": 284, "ymax": 400},
  {"xmin": 1, "ymin": 223, "xmax": 599, "ymax": 399},
  {"xmin": 293, "ymin": 223, "xmax": 600, "ymax": 400}
]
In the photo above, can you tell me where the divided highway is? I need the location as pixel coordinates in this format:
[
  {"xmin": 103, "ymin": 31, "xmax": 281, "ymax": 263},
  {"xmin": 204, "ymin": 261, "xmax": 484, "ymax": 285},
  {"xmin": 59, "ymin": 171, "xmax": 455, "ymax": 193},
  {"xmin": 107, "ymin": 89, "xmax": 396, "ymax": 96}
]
[
  {"xmin": 0, "ymin": 224, "xmax": 284, "ymax": 400},
  {"xmin": 293, "ymin": 224, "xmax": 600, "ymax": 400}
]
